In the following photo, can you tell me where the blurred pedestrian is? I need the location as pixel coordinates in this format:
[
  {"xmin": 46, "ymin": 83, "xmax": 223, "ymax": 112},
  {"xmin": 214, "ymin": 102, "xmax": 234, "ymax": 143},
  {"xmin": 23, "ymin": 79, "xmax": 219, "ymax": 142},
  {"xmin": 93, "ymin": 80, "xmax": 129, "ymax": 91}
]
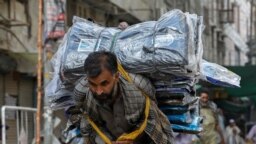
[
  {"xmin": 225, "ymin": 119, "xmax": 245, "ymax": 144},
  {"xmin": 198, "ymin": 88, "xmax": 225, "ymax": 144},
  {"xmin": 118, "ymin": 21, "xmax": 129, "ymax": 30},
  {"xmin": 246, "ymin": 124, "xmax": 256, "ymax": 144}
]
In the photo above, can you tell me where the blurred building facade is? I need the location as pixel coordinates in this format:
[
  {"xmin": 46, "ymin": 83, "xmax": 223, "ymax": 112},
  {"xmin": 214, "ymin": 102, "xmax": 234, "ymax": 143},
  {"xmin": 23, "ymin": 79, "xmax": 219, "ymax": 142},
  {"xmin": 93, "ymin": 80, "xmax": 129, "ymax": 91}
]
[
  {"xmin": 0, "ymin": 0, "xmax": 38, "ymax": 143},
  {"xmin": 172, "ymin": 0, "xmax": 254, "ymax": 66}
]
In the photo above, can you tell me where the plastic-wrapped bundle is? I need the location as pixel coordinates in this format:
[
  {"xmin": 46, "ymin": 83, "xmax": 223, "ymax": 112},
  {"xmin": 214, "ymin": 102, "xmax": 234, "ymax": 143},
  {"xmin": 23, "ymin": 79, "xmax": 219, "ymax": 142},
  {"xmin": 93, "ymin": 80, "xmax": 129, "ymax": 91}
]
[
  {"xmin": 154, "ymin": 76, "xmax": 197, "ymax": 104},
  {"xmin": 171, "ymin": 116, "xmax": 202, "ymax": 134},
  {"xmin": 45, "ymin": 74, "xmax": 75, "ymax": 110},
  {"xmin": 56, "ymin": 9, "xmax": 204, "ymax": 83},
  {"xmin": 170, "ymin": 98, "xmax": 202, "ymax": 133},
  {"xmin": 116, "ymin": 9, "xmax": 204, "ymax": 76},
  {"xmin": 200, "ymin": 60, "xmax": 241, "ymax": 87},
  {"xmin": 160, "ymin": 105, "xmax": 189, "ymax": 114},
  {"xmin": 62, "ymin": 17, "xmax": 121, "ymax": 82},
  {"xmin": 61, "ymin": 127, "xmax": 84, "ymax": 144},
  {"xmin": 167, "ymin": 112, "xmax": 192, "ymax": 124}
]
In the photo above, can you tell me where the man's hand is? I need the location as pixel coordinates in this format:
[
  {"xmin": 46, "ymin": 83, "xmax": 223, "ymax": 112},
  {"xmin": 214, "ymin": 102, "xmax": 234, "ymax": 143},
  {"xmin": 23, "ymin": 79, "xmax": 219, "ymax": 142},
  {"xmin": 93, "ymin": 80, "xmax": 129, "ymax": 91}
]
[
  {"xmin": 233, "ymin": 128, "xmax": 237, "ymax": 134},
  {"xmin": 112, "ymin": 140, "xmax": 133, "ymax": 144}
]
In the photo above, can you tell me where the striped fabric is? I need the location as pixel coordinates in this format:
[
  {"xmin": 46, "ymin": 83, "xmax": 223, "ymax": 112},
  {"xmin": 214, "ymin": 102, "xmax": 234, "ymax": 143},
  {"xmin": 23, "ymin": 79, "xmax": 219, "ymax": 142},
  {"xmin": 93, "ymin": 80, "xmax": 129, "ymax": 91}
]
[{"xmin": 73, "ymin": 73, "xmax": 174, "ymax": 144}]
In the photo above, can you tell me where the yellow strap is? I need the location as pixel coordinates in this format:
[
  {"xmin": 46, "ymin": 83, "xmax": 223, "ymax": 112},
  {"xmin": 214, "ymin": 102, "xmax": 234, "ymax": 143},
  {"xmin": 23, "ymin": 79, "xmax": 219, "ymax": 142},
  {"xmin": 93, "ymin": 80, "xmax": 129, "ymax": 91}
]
[
  {"xmin": 86, "ymin": 62, "xmax": 150, "ymax": 143},
  {"xmin": 86, "ymin": 115, "xmax": 112, "ymax": 144}
]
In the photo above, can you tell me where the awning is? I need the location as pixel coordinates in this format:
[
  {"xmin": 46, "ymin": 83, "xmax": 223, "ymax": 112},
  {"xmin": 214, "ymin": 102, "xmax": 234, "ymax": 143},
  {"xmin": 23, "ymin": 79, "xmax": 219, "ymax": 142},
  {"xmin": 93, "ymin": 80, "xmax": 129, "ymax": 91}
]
[
  {"xmin": 223, "ymin": 24, "xmax": 249, "ymax": 53},
  {"xmin": 215, "ymin": 100, "xmax": 250, "ymax": 113},
  {"xmin": 224, "ymin": 65, "xmax": 256, "ymax": 98}
]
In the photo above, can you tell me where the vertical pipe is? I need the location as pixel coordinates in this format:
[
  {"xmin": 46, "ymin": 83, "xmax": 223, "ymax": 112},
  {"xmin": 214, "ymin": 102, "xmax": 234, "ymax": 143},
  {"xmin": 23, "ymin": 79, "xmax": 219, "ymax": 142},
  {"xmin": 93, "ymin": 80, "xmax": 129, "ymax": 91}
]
[
  {"xmin": 17, "ymin": 111, "xmax": 20, "ymax": 143},
  {"xmin": 1, "ymin": 107, "xmax": 6, "ymax": 144},
  {"xmin": 250, "ymin": 0, "xmax": 253, "ymax": 39},
  {"xmin": 36, "ymin": 0, "xmax": 43, "ymax": 143},
  {"xmin": 25, "ymin": 112, "xmax": 28, "ymax": 144}
]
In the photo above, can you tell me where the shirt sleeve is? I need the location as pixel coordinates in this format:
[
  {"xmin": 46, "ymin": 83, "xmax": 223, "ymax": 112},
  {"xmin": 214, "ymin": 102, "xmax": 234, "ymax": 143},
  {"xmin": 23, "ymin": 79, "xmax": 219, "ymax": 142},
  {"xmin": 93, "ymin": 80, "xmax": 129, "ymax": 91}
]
[
  {"xmin": 128, "ymin": 73, "xmax": 156, "ymax": 101},
  {"xmin": 73, "ymin": 76, "xmax": 89, "ymax": 109},
  {"xmin": 247, "ymin": 125, "xmax": 256, "ymax": 139}
]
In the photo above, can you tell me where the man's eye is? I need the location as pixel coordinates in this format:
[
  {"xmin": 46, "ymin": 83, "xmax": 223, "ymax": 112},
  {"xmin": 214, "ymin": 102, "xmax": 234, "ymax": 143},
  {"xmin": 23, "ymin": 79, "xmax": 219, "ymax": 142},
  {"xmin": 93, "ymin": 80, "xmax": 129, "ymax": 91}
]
[
  {"xmin": 88, "ymin": 81, "xmax": 96, "ymax": 87},
  {"xmin": 101, "ymin": 81, "xmax": 109, "ymax": 86}
]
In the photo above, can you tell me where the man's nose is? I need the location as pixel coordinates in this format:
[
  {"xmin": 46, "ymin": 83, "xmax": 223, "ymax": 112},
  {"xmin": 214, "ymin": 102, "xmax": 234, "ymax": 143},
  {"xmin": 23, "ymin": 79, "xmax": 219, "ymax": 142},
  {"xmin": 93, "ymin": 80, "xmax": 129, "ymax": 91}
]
[{"xmin": 96, "ymin": 87, "xmax": 103, "ymax": 95}]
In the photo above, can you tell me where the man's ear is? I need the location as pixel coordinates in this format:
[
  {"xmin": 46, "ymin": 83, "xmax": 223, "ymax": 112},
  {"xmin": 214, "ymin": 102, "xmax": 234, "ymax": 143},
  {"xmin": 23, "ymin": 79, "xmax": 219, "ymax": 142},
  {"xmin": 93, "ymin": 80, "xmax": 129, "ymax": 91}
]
[{"xmin": 114, "ymin": 72, "xmax": 120, "ymax": 81}]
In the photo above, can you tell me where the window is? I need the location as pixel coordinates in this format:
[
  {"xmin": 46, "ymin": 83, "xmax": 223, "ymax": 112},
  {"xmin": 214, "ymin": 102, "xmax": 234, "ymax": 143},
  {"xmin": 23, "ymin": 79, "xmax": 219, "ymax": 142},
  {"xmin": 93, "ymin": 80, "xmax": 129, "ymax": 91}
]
[
  {"xmin": 66, "ymin": 0, "xmax": 88, "ymax": 26},
  {"xmin": 203, "ymin": 7, "xmax": 210, "ymax": 35},
  {"xmin": 217, "ymin": 32, "xmax": 225, "ymax": 64},
  {"xmin": 217, "ymin": 0, "xmax": 234, "ymax": 24}
]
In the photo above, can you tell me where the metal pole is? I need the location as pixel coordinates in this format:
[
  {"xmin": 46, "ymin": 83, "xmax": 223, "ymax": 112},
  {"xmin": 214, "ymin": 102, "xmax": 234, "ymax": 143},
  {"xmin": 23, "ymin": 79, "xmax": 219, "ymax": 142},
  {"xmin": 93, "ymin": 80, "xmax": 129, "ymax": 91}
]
[
  {"xmin": 1, "ymin": 106, "xmax": 37, "ymax": 144},
  {"xmin": 1, "ymin": 106, "xmax": 6, "ymax": 144},
  {"xmin": 36, "ymin": 0, "xmax": 43, "ymax": 143}
]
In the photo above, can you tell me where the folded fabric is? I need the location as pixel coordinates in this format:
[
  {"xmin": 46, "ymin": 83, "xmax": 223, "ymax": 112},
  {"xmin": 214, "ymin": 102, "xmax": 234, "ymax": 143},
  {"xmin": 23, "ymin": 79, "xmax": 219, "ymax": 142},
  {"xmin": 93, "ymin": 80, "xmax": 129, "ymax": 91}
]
[
  {"xmin": 171, "ymin": 116, "xmax": 203, "ymax": 134},
  {"xmin": 166, "ymin": 112, "xmax": 192, "ymax": 124}
]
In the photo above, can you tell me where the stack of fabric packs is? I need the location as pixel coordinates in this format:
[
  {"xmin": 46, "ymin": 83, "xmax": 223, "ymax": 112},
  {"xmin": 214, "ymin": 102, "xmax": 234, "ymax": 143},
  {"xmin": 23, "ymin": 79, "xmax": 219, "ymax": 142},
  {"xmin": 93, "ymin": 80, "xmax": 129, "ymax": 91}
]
[
  {"xmin": 151, "ymin": 75, "xmax": 202, "ymax": 133},
  {"xmin": 45, "ymin": 9, "xmax": 240, "ymax": 134}
]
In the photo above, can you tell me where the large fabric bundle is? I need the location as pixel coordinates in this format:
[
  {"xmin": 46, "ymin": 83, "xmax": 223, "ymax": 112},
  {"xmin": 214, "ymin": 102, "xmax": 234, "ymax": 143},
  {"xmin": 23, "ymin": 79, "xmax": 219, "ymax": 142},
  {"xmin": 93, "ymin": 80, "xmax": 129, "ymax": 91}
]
[
  {"xmin": 47, "ymin": 9, "xmax": 205, "ymax": 110},
  {"xmin": 116, "ymin": 10, "xmax": 204, "ymax": 76},
  {"xmin": 46, "ymin": 9, "xmax": 241, "ymax": 135},
  {"xmin": 57, "ymin": 9, "xmax": 204, "ymax": 85}
]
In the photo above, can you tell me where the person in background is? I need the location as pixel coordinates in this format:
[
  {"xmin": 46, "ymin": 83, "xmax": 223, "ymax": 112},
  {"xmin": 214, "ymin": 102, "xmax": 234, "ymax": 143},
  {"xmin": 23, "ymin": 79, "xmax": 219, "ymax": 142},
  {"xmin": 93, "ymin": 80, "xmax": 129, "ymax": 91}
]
[
  {"xmin": 225, "ymin": 119, "xmax": 245, "ymax": 144},
  {"xmin": 246, "ymin": 124, "xmax": 256, "ymax": 144},
  {"xmin": 217, "ymin": 108, "xmax": 226, "ymax": 143},
  {"xmin": 198, "ymin": 88, "xmax": 225, "ymax": 144},
  {"xmin": 87, "ymin": 18, "xmax": 95, "ymax": 23},
  {"xmin": 118, "ymin": 21, "xmax": 129, "ymax": 30}
]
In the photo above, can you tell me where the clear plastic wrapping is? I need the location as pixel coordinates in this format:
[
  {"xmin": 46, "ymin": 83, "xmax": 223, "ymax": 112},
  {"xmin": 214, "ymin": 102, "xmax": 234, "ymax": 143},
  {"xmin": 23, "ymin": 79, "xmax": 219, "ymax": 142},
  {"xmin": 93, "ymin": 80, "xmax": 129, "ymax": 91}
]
[
  {"xmin": 200, "ymin": 60, "xmax": 241, "ymax": 87},
  {"xmin": 171, "ymin": 116, "xmax": 202, "ymax": 134},
  {"xmin": 56, "ymin": 9, "xmax": 204, "ymax": 84},
  {"xmin": 116, "ymin": 9, "xmax": 204, "ymax": 76},
  {"xmin": 47, "ymin": 10, "xmax": 204, "ymax": 117}
]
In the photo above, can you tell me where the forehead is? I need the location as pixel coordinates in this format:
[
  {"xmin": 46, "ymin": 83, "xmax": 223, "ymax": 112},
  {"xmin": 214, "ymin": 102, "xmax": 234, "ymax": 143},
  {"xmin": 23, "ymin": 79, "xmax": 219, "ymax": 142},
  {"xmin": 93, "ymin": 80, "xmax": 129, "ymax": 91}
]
[
  {"xmin": 200, "ymin": 92, "xmax": 209, "ymax": 97},
  {"xmin": 88, "ymin": 68, "xmax": 114, "ymax": 83}
]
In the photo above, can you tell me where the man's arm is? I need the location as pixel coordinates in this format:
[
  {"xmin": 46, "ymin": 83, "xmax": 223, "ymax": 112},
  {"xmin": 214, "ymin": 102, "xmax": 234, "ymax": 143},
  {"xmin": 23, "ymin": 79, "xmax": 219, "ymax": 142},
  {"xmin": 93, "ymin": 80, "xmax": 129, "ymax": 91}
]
[
  {"xmin": 247, "ymin": 125, "xmax": 256, "ymax": 141},
  {"xmin": 128, "ymin": 73, "xmax": 156, "ymax": 101}
]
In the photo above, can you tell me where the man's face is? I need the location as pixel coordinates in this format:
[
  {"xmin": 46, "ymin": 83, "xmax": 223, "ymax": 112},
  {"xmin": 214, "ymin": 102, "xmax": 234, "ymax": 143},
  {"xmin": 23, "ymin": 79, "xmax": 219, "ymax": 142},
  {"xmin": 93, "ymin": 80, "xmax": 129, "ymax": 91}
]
[
  {"xmin": 200, "ymin": 92, "xmax": 209, "ymax": 104},
  {"xmin": 230, "ymin": 122, "xmax": 235, "ymax": 127},
  {"xmin": 118, "ymin": 22, "xmax": 128, "ymax": 30},
  {"xmin": 88, "ymin": 68, "xmax": 119, "ymax": 102}
]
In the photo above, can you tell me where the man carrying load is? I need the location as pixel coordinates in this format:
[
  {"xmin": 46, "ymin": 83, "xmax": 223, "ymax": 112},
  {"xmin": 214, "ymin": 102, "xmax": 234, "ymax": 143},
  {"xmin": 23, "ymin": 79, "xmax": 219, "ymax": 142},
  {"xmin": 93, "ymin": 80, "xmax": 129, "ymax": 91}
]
[{"xmin": 72, "ymin": 51, "xmax": 174, "ymax": 144}]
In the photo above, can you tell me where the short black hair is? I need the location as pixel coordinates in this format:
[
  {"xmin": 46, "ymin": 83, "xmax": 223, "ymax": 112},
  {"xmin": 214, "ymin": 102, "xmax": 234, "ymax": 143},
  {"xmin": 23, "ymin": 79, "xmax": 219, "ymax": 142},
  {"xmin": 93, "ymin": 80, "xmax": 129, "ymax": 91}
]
[
  {"xmin": 84, "ymin": 51, "xmax": 118, "ymax": 78},
  {"xmin": 87, "ymin": 18, "xmax": 95, "ymax": 23},
  {"xmin": 198, "ymin": 88, "xmax": 210, "ymax": 96}
]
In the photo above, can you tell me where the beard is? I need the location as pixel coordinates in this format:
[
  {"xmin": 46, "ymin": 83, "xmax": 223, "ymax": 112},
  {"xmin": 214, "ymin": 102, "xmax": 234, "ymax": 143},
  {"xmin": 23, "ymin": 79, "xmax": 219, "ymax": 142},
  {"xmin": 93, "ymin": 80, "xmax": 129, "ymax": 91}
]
[
  {"xmin": 200, "ymin": 100, "xmax": 209, "ymax": 108},
  {"xmin": 93, "ymin": 93, "xmax": 112, "ymax": 103},
  {"xmin": 92, "ymin": 84, "xmax": 118, "ymax": 105}
]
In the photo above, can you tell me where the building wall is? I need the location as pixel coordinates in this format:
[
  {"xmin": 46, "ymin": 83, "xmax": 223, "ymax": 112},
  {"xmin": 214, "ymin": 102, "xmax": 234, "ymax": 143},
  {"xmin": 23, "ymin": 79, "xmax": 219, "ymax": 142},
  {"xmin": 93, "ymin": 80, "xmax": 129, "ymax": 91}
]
[
  {"xmin": 198, "ymin": 0, "xmax": 250, "ymax": 66},
  {"xmin": 0, "ymin": 0, "xmax": 38, "ymax": 143},
  {"xmin": 0, "ymin": 0, "xmax": 38, "ymax": 53}
]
